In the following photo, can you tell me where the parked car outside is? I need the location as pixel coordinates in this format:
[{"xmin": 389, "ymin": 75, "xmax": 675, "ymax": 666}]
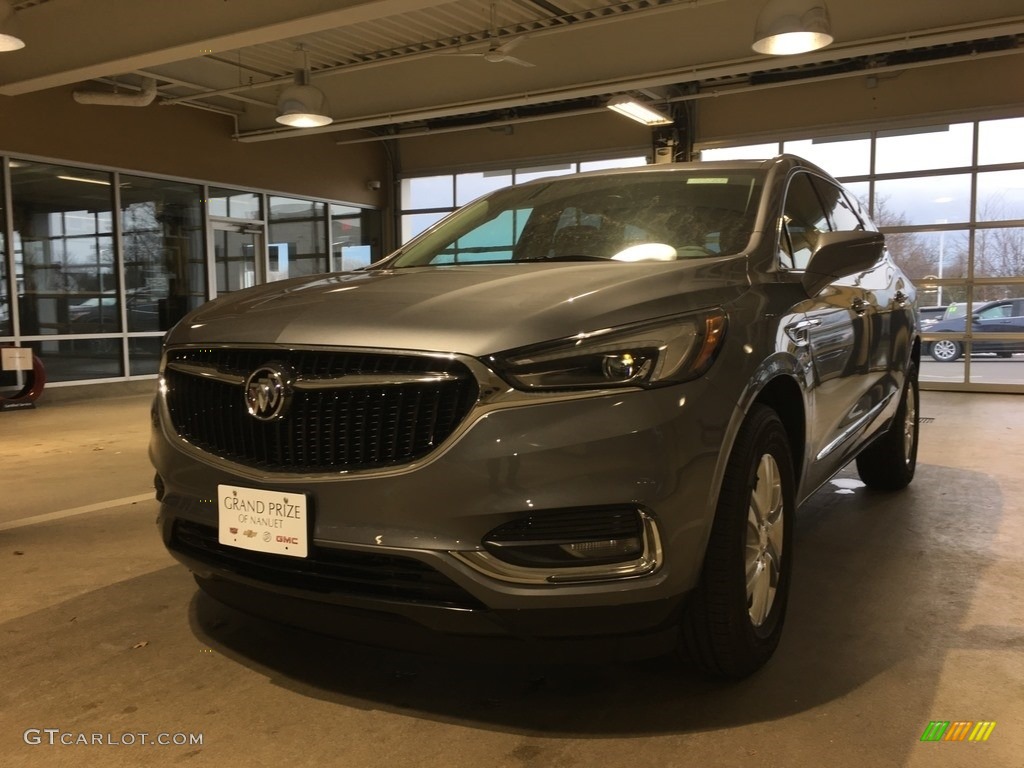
[
  {"xmin": 68, "ymin": 289, "xmax": 161, "ymax": 332},
  {"xmin": 918, "ymin": 305, "xmax": 946, "ymax": 331},
  {"xmin": 927, "ymin": 297, "xmax": 1024, "ymax": 361},
  {"xmin": 151, "ymin": 156, "xmax": 920, "ymax": 678}
]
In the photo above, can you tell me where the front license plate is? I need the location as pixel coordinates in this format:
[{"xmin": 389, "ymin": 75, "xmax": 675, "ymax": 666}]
[{"xmin": 218, "ymin": 484, "xmax": 308, "ymax": 558}]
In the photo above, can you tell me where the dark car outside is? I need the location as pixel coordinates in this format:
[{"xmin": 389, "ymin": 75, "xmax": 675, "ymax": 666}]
[
  {"xmin": 918, "ymin": 305, "xmax": 946, "ymax": 331},
  {"xmin": 927, "ymin": 297, "xmax": 1024, "ymax": 361},
  {"xmin": 150, "ymin": 155, "xmax": 920, "ymax": 679}
]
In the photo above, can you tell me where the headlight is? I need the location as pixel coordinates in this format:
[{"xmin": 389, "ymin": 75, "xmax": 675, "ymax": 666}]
[{"xmin": 492, "ymin": 310, "xmax": 727, "ymax": 390}]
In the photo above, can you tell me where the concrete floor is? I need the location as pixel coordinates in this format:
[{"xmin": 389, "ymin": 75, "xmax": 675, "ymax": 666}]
[{"xmin": 1, "ymin": 385, "xmax": 1022, "ymax": 768}]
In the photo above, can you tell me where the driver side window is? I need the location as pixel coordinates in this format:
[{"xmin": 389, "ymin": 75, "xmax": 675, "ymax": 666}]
[
  {"xmin": 978, "ymin": 303, "xmax": 1012, "ymax": 320},
  {"xmin": 779, "ymin": 173, "xmax": 830, "ymax": 271}
]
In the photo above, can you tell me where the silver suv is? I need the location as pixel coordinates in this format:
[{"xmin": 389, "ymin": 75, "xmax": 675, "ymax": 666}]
[{"xmin": 151, "ymin": 156, "xmax": 920, "ymax": 678}]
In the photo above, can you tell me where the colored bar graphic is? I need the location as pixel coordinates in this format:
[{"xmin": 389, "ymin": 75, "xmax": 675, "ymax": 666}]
[
  {"xmin": 920, "ymin": 720, "xmax": 996, "ymax": 742},
  {"xmin": 969, "ymin": 722, "xmax": 997, "ymax": 742},
  {"xmin": 944, "ymin": 722, "xmax": 972, "ymax": 741},
  {"xmin": 921, "ymin": 722, "xmax": 950, "ymax": 742}
]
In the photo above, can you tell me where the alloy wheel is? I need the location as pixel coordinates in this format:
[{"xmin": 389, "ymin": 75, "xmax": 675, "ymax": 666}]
[
  {"xmin": 903, "ymin": 381, "xmax": 917, "ymax": 463},
  {"xmin": 931, "ymin": 339, "xmax": 960, "ymax": 362},
  {"xmin": 745, "ymin": 453, "xmax": 784, "ymax": 627}
]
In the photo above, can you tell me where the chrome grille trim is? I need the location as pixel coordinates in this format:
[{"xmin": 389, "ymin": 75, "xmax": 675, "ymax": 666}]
[
  {"xmin": 166, "ymin": 360, "xmax": 245, "ymax": 386},
  {"xmin": 166, "ymin": 359, "xmax": 466, "ymax": 390}
]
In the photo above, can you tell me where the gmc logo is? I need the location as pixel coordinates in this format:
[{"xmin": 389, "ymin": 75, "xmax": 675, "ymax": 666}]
[{"xmin": 276, "ymin": 535, "xmax": 299, "ymax": 544}]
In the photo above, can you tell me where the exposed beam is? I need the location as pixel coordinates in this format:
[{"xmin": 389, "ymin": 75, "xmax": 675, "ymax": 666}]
[{"xmin": 0, "ymin": 0, "xmax": 455, "ymax": 96}]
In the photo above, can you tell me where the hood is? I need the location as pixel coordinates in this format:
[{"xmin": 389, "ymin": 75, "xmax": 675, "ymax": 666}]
[{"xmin": 169, "ymin": 260, "xmax": 748, "ymax": 357}]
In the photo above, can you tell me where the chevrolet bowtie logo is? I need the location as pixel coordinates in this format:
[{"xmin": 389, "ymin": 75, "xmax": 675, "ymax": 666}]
[{"xmin": 244, "ymin": 363, "xmax": 291, "ymax": 421}]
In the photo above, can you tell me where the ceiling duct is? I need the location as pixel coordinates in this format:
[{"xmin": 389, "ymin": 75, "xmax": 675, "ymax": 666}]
[{"xmin": 73, "ymin": 77, "xmax": 157, "ymax": 107}]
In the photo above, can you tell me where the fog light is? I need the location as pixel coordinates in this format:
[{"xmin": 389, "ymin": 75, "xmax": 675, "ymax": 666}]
[
  {"xmin": 453, "ymin": 506, "xmax": 662, "ymax": 584},
  {"xmin": 561, "ymin": 537, "xmax": 642, "ymax": 561}
]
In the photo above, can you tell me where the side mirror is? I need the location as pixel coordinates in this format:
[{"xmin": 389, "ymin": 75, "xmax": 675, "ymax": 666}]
[{"xmin": 801, "ymin": 230, "xmax": 885, "ymax": 296}]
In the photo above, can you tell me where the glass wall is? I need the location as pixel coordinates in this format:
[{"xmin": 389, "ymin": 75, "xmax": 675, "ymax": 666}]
[
  {"xmin": 1, "ymin": 161, "xmax": 9, "ymax": 338},
  {"xmin": 267, "ymin": 196, "xmax": 328, "ymax": 280},
  {"xmin": 702, "ymin": 115, "xmax": 1024, "ymax": 391},
  {"xmin": 9, "ymin": 162, "xmax": 122, "ymax": 381},
  {"xmin": 331, "ymin": 204, "xmax": 373, "ymax": 271},
  {"xmin": 208, "ymin": 187, "xmax": 262, "ymax": 220},
  {"xmin": 0, "ymin": 158, "xmax": 378, "ymax": 386},
  {"xmin": 121, "ymin": 176, "xmax": 207, "ymax": 375},
  {"xmin": 399, "ymin": 155, "xmax": 647, "ymax": 244}
]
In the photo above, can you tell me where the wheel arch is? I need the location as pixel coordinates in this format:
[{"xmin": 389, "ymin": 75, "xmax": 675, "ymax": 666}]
[
  {"xmin": 687, "ymin": 358, "xmax": 809, "ymax": 586},
  {"xmin": 751, "ymin": 375, "xmax": 806, "ymax": 491}
]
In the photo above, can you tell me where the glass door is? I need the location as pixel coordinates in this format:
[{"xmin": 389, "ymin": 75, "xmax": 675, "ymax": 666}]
[{"xmin": 212, "ymin": 222, "xmax": 263, "ymax": 296}]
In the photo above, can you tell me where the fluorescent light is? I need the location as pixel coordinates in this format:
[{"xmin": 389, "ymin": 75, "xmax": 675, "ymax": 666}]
[
  {"xmin": 606, "ymin": 96, "xmax": 672, "ymax": 126},
  {"xmin": 752, "ymin": 1, "xmax": 833, "ymax": 56},
  {"xmin": 57, "ymin": 175, "xmax": 111, "ymax": 186}
]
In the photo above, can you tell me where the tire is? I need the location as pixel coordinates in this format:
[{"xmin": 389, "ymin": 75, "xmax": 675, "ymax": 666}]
[
  {"xmin": 680, "ymin": 404, "xmax": 795, "ymax": 679},
  {"xmin": 855, "ymin": 361, "xmax": 919, "ymax": 491},
  {"xmin": 929, "ymin": 339, "xmax": 961, "ymax": 362}
]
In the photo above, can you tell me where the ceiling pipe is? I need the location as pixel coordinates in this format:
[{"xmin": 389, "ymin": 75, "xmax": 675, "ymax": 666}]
[{"xmin": 73, "ymin": 77, "xmax": 157, "ymax": 107}]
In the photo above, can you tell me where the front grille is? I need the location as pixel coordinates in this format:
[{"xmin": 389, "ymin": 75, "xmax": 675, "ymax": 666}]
[
  {"xmin": 172, "ymin": 520, "xmax": 484, "ymax": 610},
  {"xmin": 164, "ymin": 347, "xmax": 478, "ymax": 473}
]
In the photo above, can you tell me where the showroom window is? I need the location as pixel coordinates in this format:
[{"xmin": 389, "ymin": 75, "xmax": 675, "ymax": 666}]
[
  {"xmin": 1, "ymin": 161, "xmax": 9, "ymax": 339},
  {"xmin": 10, "ymin": 161, "xmax": 122, "ymax": 382},
  {"xmin": 702, "ymin": 115, "xmax": 1024, "ymax": 391},
  {"xmin": 120, "ymin": 176, "xmax": 207, "ymax": 375},
  {"xmin": 399, "ymin": 155, "xmax": 646, "ymax": 244},
  {"xmin": 267, "ymin": 196, "xmax": 328, "ymax": 280},
  {"xmin": 331, "ymin": 204, "xmax": 373, "ymax": 271},
  {"xmin": 208, "ymin": 188, "xmax": 262, "ymax": 220},
  {"xmin": 0, "ymin": 158, "xmax": 378, "ymax": 386}
]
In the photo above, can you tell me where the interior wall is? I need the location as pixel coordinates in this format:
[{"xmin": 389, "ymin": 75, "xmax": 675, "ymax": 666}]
[
  {"xmin": 397, "ymin": 112, "xmax": 651, "ymax": 174},
  {"xmin": 0, "ymin": 86, "xmax": 387, "ymax": 206},
  {"xmin": 697, "ymin": 55, "xmax": 1024, "ymax": 146}
]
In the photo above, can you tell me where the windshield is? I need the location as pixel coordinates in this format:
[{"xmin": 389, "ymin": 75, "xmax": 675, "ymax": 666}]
[{"xmin": 386, "ymin": 170, "xmax": 764, "ymax": 268}]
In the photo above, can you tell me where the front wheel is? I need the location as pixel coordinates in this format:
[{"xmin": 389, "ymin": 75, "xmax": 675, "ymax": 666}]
[
  {"xmin": 855, "ymin": 361, "xmax": 919, "ymax": 491},
  {"xmin": 679, "ymin": 405, "xmax": 795, "ymax": 679},
  {"xmin": 929, "ymin": 339, "xmax": 961, "ymax": 362}
]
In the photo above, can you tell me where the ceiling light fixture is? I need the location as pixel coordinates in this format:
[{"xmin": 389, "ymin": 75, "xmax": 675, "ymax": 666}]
[
  {"xmin": 752, "ymin": 0, "xmax": 833, "ymax": 56},
  {"xmin": 606, "ymin": 96, "xmax": 673, "ymax": 126},
  {"xmin": 0, "ymin": 0, "xmax": 25, "ymax": 52},
  {"xmin": 275, "ymin": 45, "xmax": 331, "ymax": 128}
]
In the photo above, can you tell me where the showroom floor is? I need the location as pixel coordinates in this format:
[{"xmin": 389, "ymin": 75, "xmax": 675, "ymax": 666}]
[{"xmin": 1, "ymin": 386, "xmax": 1021, "ymax": 768}]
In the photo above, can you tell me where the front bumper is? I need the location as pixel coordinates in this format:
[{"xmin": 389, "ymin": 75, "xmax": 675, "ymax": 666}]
[{"xmin": 152, "ymin": 370, "xmax": 740, "ymax": 643}]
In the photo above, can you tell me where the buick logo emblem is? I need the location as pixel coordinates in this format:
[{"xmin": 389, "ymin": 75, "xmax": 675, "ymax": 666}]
[{"xmin": 244, "ymin": 364, "xmax": 292, "ymax": 421}]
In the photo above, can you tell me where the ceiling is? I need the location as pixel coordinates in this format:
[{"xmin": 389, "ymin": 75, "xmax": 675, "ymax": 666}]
[{"xmin": 2, "ymin": 0, "xmax": 1023, "ymax": 144}]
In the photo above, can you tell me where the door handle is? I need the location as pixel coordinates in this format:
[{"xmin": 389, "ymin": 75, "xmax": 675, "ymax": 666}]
[{"xmin": 785, "ymin": 318, "xmax": 821, "ymax": 346}]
